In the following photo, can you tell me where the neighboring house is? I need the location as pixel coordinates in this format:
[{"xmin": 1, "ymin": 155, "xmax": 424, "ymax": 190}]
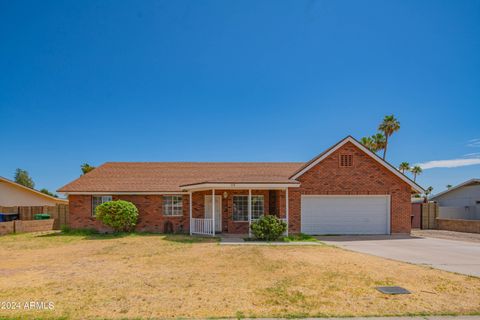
[
  {"xmin": 431, "ymin": 179, "xmax": 480, "ymax": 220},
  {"xmin": 58, "ymin": 136, "xmax": 423, "ymax": 235},
  {"xmin": 0, "ymin": 176, "xmax": 68, "ymax": 207}
]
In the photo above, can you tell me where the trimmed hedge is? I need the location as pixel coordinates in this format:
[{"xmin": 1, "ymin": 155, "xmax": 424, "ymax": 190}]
[{"xmin": 95, "ymin": 200, "xmax": 138, "ymax": 232}]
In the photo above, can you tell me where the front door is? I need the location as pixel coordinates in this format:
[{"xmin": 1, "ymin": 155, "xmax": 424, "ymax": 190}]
[{"xmin": 204, "ymin": 195, "xmax": 222, "ymax": 232}]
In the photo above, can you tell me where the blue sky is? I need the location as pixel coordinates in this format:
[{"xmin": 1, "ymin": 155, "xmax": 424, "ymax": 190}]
[{"xmin": 1, "ymin": 0, "xmax": 479, "ymax": 196}]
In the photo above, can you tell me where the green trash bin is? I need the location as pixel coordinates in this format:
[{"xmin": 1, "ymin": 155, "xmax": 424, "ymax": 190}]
[{"xmin": 34, "ymin": 213, "xmax": 51, "ymax": 220}]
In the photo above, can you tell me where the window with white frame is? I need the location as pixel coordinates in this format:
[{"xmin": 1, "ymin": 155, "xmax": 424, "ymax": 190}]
[
  {"xmin": 233, "ymin": 195, "xmax": 264, "ymax": 221},
  {"xmin": 92, "ymin": 196, "xmax": 112, "ymax": 216},
  {"xmin": 163, "ymin": 195, "xmax": 183, "ymax": 216}
]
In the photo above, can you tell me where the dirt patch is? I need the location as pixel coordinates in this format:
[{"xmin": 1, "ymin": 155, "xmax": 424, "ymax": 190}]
[
  {"xmin": 0, "ymin": 232, "xmax": 479, "ymax": 319},
  {"xmin": 412, "ymin": 229, "xmax": 480, "ymax": 243}
]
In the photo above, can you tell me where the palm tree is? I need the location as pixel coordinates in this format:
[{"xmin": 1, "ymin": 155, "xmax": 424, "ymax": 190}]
[
  {"xmin": 446, "ymin": 184, "xmax": 452, "ymax": 189},
  {"xmin": 410, "ymin": 165, "xmax": 422, "ymax": 182},
  {"xmin": 424, "ymin": 186, "xmax": 433, "ymax": 201},
  {"xmin": 378, "ymin": 115, "xmax": 400, "ymax": 160},
  {"xmin": 398, "ymin": 162, "xmax": 410, "ymax": 173},
  {"xmin": 360, "ymin": 136, "xmax": 376, "ymax": 152},
  {"xmin": 371, "ymin": 133, "xmax": 386, "ymax": 154}
]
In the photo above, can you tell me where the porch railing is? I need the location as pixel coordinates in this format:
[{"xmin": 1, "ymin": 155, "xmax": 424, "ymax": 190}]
[{"xmin": 191, "ymin": 218, "xmax": 214, "ymax": 236}]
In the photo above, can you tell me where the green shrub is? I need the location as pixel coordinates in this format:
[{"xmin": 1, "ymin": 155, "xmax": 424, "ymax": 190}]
[
  {"xmin": 95, "ymin": 200, "xmax": 138, "ymax": 232},
  {"xmin": 250, "ymin": 215, "xmax": 287, "ymax": 241}
]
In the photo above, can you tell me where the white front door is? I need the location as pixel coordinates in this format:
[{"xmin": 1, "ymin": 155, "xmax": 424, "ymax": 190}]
[{"xmin": 205, "ymin": 195, "xmax": 222, "ymax": 232}]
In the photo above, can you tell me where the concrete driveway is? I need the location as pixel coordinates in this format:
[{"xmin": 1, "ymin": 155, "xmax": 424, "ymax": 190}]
[{"xmin": 318, "ymin": 235, "xmax": 480, "ymax": 277}]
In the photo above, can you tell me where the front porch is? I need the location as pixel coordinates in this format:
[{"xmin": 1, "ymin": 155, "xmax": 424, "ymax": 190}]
[{"xmin": 182, "ymin": 184, "xmax": 294, "ymax": 237}]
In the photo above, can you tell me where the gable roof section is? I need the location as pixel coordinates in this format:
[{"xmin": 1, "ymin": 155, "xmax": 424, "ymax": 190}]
[
  {"xmin": 0, "ymin": 176, "xmax": 68, "ymax": 203},
  {"xmin": 289, "ymin": 136, "xmax": 425, "ymax": 193},
  {"xmin": 57, "ymin": 162, "xmax": 304, "ymax": 193},
  {"xmin": 430, "ymin": 178, "xmax": 480, "ymax": 200}
]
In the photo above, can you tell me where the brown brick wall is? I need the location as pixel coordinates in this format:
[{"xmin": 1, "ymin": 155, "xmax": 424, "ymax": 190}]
[
  {"xmin": 437, "ymin": 218, "xmax": 480, "ymax": 233},
  {"xmin": 68, "ymin": 194, "xmax": 188, "ymax": 233},
  {"xmin": 288, "ymin": 141, "xmax": 412, "ymax": 234}
]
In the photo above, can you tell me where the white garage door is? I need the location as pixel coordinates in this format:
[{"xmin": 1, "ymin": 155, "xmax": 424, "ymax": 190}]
[{"xmin": 301, "ymin": 195, "xmax": 390, "ymax": 235}]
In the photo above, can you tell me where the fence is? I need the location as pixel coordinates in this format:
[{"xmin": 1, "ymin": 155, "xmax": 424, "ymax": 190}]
[
  {"xmin": 421, "ymin": 202, "xmax": 438, "ymax": 229},
  {"xmin": 0, "ymin": 204, "xmax": 69, "ymax": 230},
  {"xmin": 0, "ymin": 219, "xmax": 55, "ymax": 235}
]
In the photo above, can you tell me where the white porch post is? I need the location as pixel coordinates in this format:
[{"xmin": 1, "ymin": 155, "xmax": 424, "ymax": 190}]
[
  {"xmin": 248, "ymin": 189, "xmax": 252, "ymax": 238},
  {"xmin": 189, "ymin": 191, "xmax": 193, "ymax": 235},
  {"xmin": 212, "ymin": 189, "xmax": 215, "ymax": 236},
  {"xmin": 285, "ymin": 188, "xmax": 289, "ymax": 236}
]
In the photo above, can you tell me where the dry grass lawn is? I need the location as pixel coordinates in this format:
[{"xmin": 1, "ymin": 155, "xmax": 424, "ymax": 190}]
[{"xmin": 0, "ymin": 232, "xmax": 479, "ymax": 319}]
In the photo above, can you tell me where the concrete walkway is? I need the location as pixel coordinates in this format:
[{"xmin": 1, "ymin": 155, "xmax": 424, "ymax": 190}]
[
  {"xmin": 246, "ymin": 317, "xmax": 480, "ymax": 320},
  {"xmin": 318, "ymin": 235, "xmax": 480, "ymax": 277},
  {"xmin": 219, "ymin": 234, "xmax": 321, "ymax": 245}
]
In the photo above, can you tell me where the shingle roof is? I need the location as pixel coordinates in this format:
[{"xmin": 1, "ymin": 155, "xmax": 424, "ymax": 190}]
[{"xmin": 57, "ymin": 162, "xmax": 304, "ymax": 193}]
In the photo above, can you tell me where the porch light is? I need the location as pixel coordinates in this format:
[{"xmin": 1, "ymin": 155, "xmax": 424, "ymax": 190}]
[{"xmin": 223, "ymin": 192, "xmax": 228, "ymax": 199}]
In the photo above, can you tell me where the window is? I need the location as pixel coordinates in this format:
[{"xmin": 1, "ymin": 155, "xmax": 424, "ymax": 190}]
[
  {"xmin": 163, "ymin": 195, "xmax": 183, "ymax": 216},
  {"xmin": 92, "ymin": 196, "xmax": 112, "ymax": 216},
  {"xmin": 340, "ymin": 154, "xmax": 353, "ymax": 167},
  {"xmin": 233, "ymin": 195, "xmax": 264, "ymax": 221}
]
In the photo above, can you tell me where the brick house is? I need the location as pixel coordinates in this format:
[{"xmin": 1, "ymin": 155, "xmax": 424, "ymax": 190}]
[{"xmin": 58, "ymin": 136, "xmax": 423, "ymax": 235}]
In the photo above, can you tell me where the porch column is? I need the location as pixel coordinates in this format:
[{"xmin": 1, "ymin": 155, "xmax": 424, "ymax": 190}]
[
  {"xmin": 212, "ymin": 189, "xmax": 215, "ymax": 236},
  {"xmin": 248, "ymin": 189, "xmax": 252, "ymax": 238},
  {"xmin": 285, "ymin": 188, "xmax": 289, "ymax": 236},
  {"xmin": 189, "ymin": 191, "xmax": 192, "ymax": 235}
]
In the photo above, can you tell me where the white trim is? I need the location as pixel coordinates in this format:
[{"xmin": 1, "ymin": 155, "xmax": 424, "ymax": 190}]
[
  {"xmin": 212, "ymin": 189, "xmax": 215, "ymax": 236},
  {"xmin": 285, "ymin": 188, "xmax": 289, "ymax": 236},
  {"xmin": 430, "ymin": 178, "xmax": 480, "ymax": 200},
  {"xmin": 0, "ymin": 176, "xmax": 68, "ymax": 203},
  {"xmin": 189, "ymin": 191, "xmax": 192, "ymax": 235},
  {"xmin": 181, "ymin": 183, "xmax": 300, "ymax": 191},
  {"xmin": 248, "ymin": 189, "xmax": 252, "ymax": 238},
  {"xmin": 63, "ymin": 191, "xmax": 190, "ymax": 195},
  {"xmin": 290, "ymin": 136, "xmax": 425, "ymax": 193}
]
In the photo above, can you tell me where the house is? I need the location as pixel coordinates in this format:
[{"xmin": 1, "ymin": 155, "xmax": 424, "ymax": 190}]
[
  {"xmin": 0, "ymin": 176, "xmax": 68, "ymax": 207},
  {"xmin": 431, "ymin": 179, "xmax": 480, "ymax": 220},
  {"xmin": 57, "ymin": 136, "xmax": 423, "ymax": 235}
]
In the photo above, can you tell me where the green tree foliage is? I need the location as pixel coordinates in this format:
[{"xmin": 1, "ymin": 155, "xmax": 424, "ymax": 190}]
[
  {"xmin": 360, "ymin": 133, "xmax": 386, "ymax": 154},
  {"xmin": 40, "ymin": 188, "xmax": 58, "ymax": 198},
  {"xmin": 81, "ymin": 163, "xmax": 96, "ymax": 175},
  {"xmin": 250, "ymin": 215, "xmax": 287, "ymax": 241},
  {"xmin": 410, "ymin": 165, "xmax": 423, "ymax": 182},
  {"xmin": 398, "ymin": 162, "xmax": 410, "ymax": 173},
  {"xmin": 378, "ymin": 115, "xmax": 400, "ymax": 160},
  {"xmin": 14, "ymin": 168, "xmax": 35, "ymax": 188},
  {"xmin": 95, "ymin": 200, "xmax": 138, "ymax": 232}
]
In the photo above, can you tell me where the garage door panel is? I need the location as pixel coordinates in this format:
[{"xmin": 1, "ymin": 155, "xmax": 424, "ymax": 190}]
[{"xmin": 301, "ymin": 196, "xmax": 389, "ymax": 235}]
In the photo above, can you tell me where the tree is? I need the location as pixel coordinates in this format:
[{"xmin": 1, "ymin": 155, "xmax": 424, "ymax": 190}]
[
  {"xmin": 81, "ymin": 163, "xmax": 96, "ymax": 175},
  {"xmin": 446, "ymin": 184, "xmax": 453, "ymax": 189},
  {"xmin": 360, "ymin": 136, "xmax": 375, "ymax": 152},
  {"xmin": 398, "ymin": 162, "xmax": 410, "ymax": 173},
  {"xmin": 410, "ymin": 165, "xmax": 423, "ymax": 182},
  {"xmin": 424, "ymin": 186, "xmax": 433, "ymax": 201},
  {"xmin": 378, "ymin": 115, "xmax": 400, "ymax": 160},
  {"xmin": 40, "ymin": 188, "xmax": 58, "ymax": 198},
  {"xmin": 14, "ymin": 168, "xmax": 35, "ymax": 188},
  {"xmin": 371, "ymin": 133, "xmax": 386, "ymax": 154},
  {"xmin": 360, "ymin": 133, "xmax": 386, "ymax": 153}
]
